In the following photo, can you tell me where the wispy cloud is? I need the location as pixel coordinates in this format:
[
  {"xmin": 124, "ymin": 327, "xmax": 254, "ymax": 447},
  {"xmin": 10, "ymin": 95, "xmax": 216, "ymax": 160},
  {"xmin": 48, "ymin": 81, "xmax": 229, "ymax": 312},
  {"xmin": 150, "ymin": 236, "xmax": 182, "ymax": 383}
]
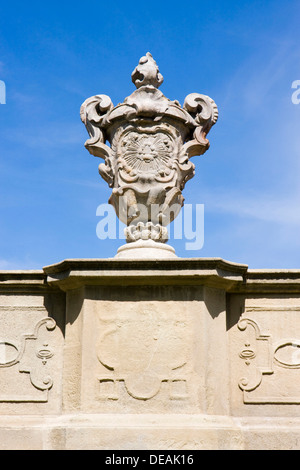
[
  {"xmin": 0, "ymin": 258, "xmax": 40, "ymax": 270},
  {"xmin": 205, "ymin": 189, "xmax": 300, "ymax": 227},
  {"xmin": 59, "ymin": 177, "xmax": 101, "ymax": 189},
  {"xmin": 10, "ymin": 91, "xmax": 36, "ymax": 104},
  {"xmin": 5, "ymin": 122, "xmax": 85, "ymax": 149},
  {"xmin": 222, "ymin": 41, "xmax": 300, "ymax": 115}
]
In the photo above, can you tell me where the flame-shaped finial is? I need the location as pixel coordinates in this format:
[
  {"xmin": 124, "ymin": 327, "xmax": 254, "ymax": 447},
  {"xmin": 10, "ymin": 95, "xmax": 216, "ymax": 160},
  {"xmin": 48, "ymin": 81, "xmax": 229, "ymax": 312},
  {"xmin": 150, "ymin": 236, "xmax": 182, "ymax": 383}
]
[{"xmin": 131, "ymin": 52, "xmax": 164, "ymax": 89}]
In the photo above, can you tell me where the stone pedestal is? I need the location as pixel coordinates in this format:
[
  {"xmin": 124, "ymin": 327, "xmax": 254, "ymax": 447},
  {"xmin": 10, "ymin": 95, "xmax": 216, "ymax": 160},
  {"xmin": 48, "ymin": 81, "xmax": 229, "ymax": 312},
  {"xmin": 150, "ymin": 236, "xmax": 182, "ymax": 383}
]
[
  {"xmin": 45, "ymin": 258, "xmax": 241, "ymax": 417},
  {"xmin": 1, "ymin": 258, "xmax": 300, "ymax": 449}
]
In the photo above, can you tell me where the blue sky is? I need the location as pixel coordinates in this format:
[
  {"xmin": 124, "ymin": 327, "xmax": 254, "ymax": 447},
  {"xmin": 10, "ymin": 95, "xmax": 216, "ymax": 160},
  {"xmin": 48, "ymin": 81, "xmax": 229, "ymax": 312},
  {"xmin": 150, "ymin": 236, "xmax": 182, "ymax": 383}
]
[{"xmin": 0, "ymin": 0, "xmax": 300, "ymax": 269}]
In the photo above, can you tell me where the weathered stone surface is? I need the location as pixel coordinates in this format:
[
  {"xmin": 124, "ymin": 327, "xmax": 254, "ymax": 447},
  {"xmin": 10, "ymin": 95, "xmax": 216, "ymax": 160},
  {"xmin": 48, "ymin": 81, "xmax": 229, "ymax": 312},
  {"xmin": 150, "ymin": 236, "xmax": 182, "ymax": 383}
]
[
  {"xmin": 0, "ymin": 272, "xmax": 65, "ymax": 415},
  {"xmin": 1, "ymin": 261, "xmax": 300, "ymax": 449},
  {"xmin": 229, "ymin": 294, "xmax": 300, "ymax": 416},
  {"xmin": 80, "ymin": 53, "xmax": 218, "ymax": 256},
  {"xmin": 2, "ymin": 49, "xmax": 299, "ymax": 451}
]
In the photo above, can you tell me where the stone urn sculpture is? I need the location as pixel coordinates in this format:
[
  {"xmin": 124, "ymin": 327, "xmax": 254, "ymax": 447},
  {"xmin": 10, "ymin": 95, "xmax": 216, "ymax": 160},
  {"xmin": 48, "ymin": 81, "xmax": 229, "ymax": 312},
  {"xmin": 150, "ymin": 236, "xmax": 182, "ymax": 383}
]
[{"xmin": 80, "ymin": 52, "xmax": 218, "ymax": 258}]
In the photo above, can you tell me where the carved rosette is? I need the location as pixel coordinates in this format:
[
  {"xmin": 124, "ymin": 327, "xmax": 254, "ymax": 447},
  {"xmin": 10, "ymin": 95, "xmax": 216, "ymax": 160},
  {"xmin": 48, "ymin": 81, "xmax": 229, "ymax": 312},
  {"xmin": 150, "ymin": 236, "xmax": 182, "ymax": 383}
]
[{"xmin": 81, "ymin": 52, "xmax": 218, "ymax": 250}]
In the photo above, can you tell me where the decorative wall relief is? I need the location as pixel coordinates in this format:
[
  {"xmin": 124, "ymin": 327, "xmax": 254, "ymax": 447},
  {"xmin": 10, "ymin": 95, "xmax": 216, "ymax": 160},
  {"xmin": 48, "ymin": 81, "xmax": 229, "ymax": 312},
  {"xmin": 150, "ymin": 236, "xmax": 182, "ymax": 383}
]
[
  {"xmin": 80, "ymin": 52, "xmax": 218, "ymax": 256},
  {"xmin": 237, "ymin": 318, "xmax": 273, "ymax": 403},
  {"xmin": 0, "ymin": 316, "xmax": 56, "ymax": 402},
  {"xmin": 237, "ymin": 310, "xmax": 300, "ymax": 404},
  {"xmin": 96, "ymin": 305, "xmax": 190, "ymax": 401},
  {"xmin": 273, "ymin": 340, "xmax": 300, "ymax": 369}
]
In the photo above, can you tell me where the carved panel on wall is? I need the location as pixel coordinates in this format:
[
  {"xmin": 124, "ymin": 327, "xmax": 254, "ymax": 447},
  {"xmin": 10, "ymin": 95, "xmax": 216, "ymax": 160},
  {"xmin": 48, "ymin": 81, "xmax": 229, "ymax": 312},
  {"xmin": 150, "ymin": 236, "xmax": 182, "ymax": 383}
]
[
  {"xmin": 96, "ymin": 305, "xmax": 191, "ymax": 402},
  {"xmin": 236, "ymin": 305, "xmax": 300, "ymax": 404},
  {"xmin": 237, "ymin": 317, "xmax": 273, "ymax": 403},
  {"xmin": 0, "ymin": 308, "xmax": 57, "ymax": 403}
]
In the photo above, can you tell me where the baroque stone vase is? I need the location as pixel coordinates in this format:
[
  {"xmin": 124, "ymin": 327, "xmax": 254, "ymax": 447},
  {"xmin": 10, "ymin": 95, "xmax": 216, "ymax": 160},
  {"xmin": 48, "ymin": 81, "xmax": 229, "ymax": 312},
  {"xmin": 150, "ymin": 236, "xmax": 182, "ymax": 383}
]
[{"xmin": 80, "ymin": 52, "xmax": 218, "ymax": 258}]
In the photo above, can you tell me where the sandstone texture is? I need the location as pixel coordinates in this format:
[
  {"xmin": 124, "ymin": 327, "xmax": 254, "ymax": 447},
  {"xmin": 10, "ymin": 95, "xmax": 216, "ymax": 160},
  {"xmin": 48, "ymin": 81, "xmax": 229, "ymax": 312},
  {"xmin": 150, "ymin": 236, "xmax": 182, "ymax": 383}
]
[{"xmin": 1, "ymin": 259, "xmax": 300, "ymax": 449}]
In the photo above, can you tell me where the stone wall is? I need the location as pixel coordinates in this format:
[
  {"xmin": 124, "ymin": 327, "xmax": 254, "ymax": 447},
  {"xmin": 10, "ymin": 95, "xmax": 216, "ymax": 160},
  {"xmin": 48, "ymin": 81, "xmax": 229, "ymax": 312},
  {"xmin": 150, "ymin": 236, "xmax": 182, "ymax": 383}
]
[{"xmin": 1, "ymin": 258, "xmax": 300, "ymax": 449}]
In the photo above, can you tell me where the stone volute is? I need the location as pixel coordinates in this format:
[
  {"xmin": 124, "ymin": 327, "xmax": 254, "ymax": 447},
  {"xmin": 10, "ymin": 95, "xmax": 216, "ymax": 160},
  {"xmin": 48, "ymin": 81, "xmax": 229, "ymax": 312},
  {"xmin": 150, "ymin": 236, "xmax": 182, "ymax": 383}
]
[{"xmin": 80, "ymin": 52, "xmax": 218, "ymax": 258}]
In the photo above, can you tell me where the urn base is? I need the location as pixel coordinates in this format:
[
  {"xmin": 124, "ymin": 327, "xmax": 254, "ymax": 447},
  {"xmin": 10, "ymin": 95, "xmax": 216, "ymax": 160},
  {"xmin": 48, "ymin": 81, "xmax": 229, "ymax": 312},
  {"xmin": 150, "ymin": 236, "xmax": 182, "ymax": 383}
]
[{"xmin": 115, "ymin": 239, "xmax": 177, "ymax": 259}]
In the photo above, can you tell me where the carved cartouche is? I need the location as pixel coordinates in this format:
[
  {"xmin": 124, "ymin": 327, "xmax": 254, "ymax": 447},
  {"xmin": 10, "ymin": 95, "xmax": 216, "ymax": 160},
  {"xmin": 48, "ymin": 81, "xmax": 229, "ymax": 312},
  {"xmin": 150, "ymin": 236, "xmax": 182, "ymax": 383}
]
[{"xmin": 80, "ymin": 52, "xmax": 218, "ymax": 249}]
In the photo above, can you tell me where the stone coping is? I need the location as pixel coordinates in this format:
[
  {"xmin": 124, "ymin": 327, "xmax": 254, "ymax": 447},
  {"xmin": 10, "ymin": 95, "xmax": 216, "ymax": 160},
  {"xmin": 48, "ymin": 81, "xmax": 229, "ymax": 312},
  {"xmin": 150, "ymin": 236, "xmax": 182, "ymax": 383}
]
[
  {"xmin": 42, "ymin": 257, "xmax": 248, "ymax": 291},
  {"xmin": 0, "ymin": 258, "xmax": 300, "ymax": 293},
  {"xmin": 43, "ymin": 257, "xmax": 248, "ymax": 273}
]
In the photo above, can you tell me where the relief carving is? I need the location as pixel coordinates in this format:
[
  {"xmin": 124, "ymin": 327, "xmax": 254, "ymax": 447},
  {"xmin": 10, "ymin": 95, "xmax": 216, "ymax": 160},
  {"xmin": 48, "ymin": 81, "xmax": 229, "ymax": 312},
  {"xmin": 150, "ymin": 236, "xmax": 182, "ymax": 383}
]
[
  {"xmin": 237, "ymin": 314, "xmax": 300, "ymax": 404},
  {"xmin": 80, "ymin": 52, "xmax": 218, "ymax": 255},
  {"xmin": 96, "ymin": 307, "xmax": 190, "ymax": 401},
  {"xmin": 0, "ymin": 317, "xmax": 56, "ymax": 402},
  {"xmin": 237, "ymin": 318, "xmax": 273, "ymax": 401},
  {"xmin": 273, "ymin": 341, "xmax": 300, "ymax": 369}
]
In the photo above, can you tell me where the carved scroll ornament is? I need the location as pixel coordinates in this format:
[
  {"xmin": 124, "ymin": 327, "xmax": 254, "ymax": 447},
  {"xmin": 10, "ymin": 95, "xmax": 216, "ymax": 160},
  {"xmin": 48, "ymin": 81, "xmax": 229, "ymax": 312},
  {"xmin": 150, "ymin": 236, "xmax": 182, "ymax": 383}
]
[{"xmin": 80, "ymin": 53, "xmax": 218, "ymax": 253}]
